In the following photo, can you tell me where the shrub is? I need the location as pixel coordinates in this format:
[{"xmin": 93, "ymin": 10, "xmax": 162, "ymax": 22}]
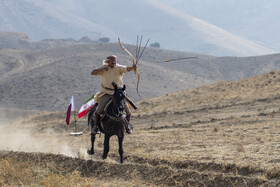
[{"xmin": 150, "ymin": 42, "xmax": 160, "ymax": 48}]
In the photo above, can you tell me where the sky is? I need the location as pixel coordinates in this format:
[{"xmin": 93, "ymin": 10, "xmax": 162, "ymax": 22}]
[{"xmin": 0, "ymin": 0, "xmax": 279, "ymax": 56}]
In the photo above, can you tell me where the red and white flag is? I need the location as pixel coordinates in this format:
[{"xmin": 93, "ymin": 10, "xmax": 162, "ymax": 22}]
[
  {"xmin": 78, "ymin": 96, "xmax": 96, "ymax": 118},
  {"xmin": 66, "ymin": 96, "xmax": 75, "ymax": 125}
]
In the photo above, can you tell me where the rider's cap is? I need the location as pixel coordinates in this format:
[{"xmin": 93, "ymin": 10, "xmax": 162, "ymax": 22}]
[{"xmin": 106, "ymin": 55, "xmax": 117, "ymax": 60}]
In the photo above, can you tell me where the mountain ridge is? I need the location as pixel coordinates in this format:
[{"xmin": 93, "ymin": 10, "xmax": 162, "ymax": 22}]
[{"xmin": 0, "ymin": 0, "xmax": 276, "ymax": 56}]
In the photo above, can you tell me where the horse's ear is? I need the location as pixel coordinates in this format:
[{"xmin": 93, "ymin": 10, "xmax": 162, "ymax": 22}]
[{"xmin": 122, "ymin": 85, "xmax": 126, "ymax": 91}]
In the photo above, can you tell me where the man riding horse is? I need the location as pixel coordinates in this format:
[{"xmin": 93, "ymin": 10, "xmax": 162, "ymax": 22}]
[{"xmin": 91, "ymin": 55, "xmax": 135, "ymax": 134}]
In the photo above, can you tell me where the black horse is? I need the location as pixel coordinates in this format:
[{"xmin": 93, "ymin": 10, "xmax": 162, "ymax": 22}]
[{"xmin": 87, "ymin": 84, "xmax": 128, "ymax": 163}]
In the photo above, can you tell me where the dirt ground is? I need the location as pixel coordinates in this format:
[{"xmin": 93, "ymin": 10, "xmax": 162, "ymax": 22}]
[{"xmin": 1, "ymin": 71, "xmax": 280, "ymax": 186}]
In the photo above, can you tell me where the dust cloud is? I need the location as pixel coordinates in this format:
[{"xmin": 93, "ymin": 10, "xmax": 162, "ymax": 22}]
[
  {"xmin": 0, "ymin": 121, "xmax": 79, "ymax": 158},
  {"xmin": 0, "ymin": 109, "xmax": 14, "ymax": 126},
  {"xmin": 0, "ymin": 107, "xmax": 36, "ymax": 126}
]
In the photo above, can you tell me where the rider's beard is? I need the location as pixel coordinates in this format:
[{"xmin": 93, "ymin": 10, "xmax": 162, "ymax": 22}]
[{"xmin": 109, "ymin": 63, "xmax": 115, "ymax": 68}]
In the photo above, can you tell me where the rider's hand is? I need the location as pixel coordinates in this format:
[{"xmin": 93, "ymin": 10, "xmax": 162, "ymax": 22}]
[
  {"xmin": 132, "ymin": 64, "xmax": 137, "ymax": 70},
  {"xmin": 103, "ymin": 66, "xmax": 109, "ymax": 71}
]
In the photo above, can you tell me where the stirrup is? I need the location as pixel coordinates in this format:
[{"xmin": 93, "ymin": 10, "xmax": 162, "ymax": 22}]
[
  {"xmin": 91, "ymin": 126, "xmax": 100, "ymax": 135},
  {"xmin": 126, "ymin": 123, "xmax": 133, "ymax": 134}
]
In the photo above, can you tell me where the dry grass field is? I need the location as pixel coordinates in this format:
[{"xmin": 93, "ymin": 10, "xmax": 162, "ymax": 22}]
[{"xmin": 1, "ymin": 71, "xmax": 280, "ymax": 186}]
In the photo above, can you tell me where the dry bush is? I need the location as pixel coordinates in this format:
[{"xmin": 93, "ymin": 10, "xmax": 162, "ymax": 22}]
[
  {"xmin": 0, "ymin": 157, "xmax": 93, "ymax": 187},
  {"xmin": 257, "ymin": 174, "xmax": 268, "ymax": 182},
  {"xmin": 213, "ymin": 126, "xmax": 220, "ymax": 132},
  {"xmin": 236, "ymin": 143, "xmax": 245, "ymax": 153},
  {"xmin": 40, "ymin": 171, "xmax": 90, "ymax": 187},
  {"xmin": 131, "ymin": 171, "xmax": 143, "ymax": 187},
  {"xmin": 0, "ymin": 158, "xmax": 34, "ymax": 185}
]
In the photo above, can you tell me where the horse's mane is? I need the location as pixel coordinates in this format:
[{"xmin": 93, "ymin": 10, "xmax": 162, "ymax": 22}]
[{"xmin": 100, "ymin": 87, "xmax": 127, "ymax": 135}]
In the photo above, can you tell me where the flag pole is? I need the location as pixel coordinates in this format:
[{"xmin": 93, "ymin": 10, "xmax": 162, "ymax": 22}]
[
  {"xmin": 69, "ymin": 96, "xmax": 83, "ymax": 136},
  {"xmin": 73, "ymin": 110, "xmax": 77, "ymax": 132}
]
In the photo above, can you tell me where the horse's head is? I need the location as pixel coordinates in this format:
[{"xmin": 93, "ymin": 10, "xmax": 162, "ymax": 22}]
[{"xmin": 112, "ymin": 83, "xmax": 126, "ymax": 113}]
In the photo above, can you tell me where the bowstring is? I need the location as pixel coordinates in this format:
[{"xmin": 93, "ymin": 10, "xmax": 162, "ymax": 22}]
[{"xmin": 120, "ymin": 45, "xmax": 138, "ymax": 92}]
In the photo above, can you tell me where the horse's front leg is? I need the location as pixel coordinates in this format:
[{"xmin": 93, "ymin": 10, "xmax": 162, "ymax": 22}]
[
  {"xmin": 118, "ymin": 136, "xmax": 124, "ymax": 163},
  {"xmin": 102, "ymin": 134, "xmax": 110, "ymax": 160},
  {"xmin": 87, "ymin": 133, "xmax": 96, "ymax": 155}
]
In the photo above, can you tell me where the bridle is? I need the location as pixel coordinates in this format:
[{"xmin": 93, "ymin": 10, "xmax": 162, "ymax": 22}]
[{"xmin": 104, "ymin": 89, "xmax": 126, "ymax": 122}]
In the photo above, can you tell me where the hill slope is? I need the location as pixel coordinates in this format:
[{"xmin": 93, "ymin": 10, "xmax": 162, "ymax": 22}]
[
  {"xmin": 1, "ymin": 71, "xmax": 280, "ymax": 186},
  {"xmin": 1, "ymin": 40, "xmax": 280, "ymax": 113},
  {"xmin": 0, "ymin": 43, "xmax": 211, "ymax": 112},
  {"xmin": 157, "ymin": 0, "xmax": 280, "ymax": 51}
]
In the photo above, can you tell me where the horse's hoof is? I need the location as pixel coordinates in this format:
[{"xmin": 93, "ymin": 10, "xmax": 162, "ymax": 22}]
[
  {"xmin": 102, "ymin": 155, "xmax": 107, "ymax": 160},
  {"xmin": 87, "ymin": 150, "xmax": 94, "ymax": 155}
]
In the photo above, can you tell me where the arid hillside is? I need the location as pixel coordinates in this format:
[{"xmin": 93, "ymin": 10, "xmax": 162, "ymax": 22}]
[
  {"xmin": 1, "ymin": 71, "xmax": 280, "ymax": 186},
  {"xmin": 0, "ymin": 42, "xmax": 211, "ymax": 113},
  {"xmin": 1, "ymin": 38, "xmax": 280, "ymax": 115}
]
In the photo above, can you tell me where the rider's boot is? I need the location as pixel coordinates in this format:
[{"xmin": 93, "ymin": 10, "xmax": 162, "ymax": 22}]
[
  {"xmin": 92, "ymin": 113, "xmax": 100, "ymax": 134},
  {"xmin": 125, "ymin": 114, "xmax": 133, "ymax": 134}
]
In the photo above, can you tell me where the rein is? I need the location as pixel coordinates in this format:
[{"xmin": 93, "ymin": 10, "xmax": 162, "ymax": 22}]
[
  {"xmin": 105, "ymin": 113, "xmax": 126, "ymax": 122},
  {"xmin": 103, "ymin": 91, "xmax": 126, "ymax": 122}
]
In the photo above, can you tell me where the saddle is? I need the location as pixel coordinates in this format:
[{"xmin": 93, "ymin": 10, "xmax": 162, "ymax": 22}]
[
  {"xmin": 89, "ymin": 100, "xmax": 135, "ymax": 135},
  {"xmin": 89, "ymin": 99, "xmax": 127, "ymax": 132}
]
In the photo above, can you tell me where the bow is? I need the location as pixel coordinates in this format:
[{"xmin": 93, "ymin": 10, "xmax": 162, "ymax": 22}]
[{"xmin": 118, "ymin": 38, "xmax": 140, "ymax": 96}]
